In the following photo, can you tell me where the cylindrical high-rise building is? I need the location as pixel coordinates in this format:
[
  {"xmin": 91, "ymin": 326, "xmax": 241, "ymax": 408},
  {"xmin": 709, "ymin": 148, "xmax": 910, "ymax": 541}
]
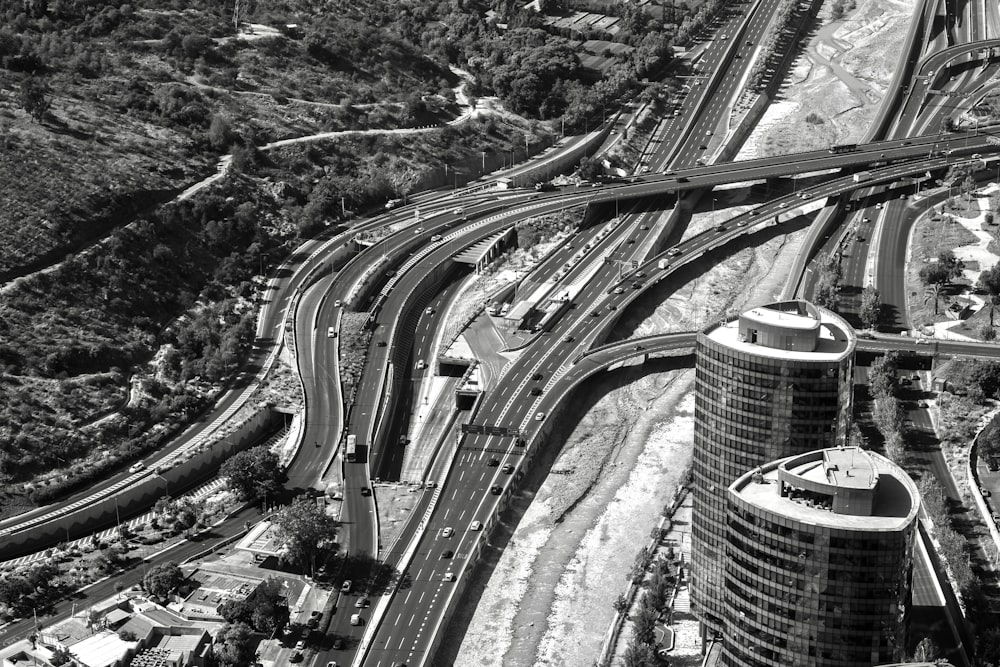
[
  {"xmin": 722, "ymin": 447, "xmax": 919, "ymax": 667},
  {"xmin": 690, "ymin": 300, "xmax": 855, "ymax": 633}
]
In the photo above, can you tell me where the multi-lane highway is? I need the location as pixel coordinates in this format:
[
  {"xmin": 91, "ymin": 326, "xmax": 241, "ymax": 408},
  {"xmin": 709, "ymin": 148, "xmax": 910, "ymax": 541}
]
[{"xmin": 9, "ymin": 0, "xmax": 1000, "ymax": 663}]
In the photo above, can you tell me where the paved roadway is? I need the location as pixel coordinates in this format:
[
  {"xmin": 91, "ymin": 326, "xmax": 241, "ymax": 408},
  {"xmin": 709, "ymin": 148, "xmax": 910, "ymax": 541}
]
[{"xmin": 0, "ymin": 504, "xmax": 262, "ymax": 647}]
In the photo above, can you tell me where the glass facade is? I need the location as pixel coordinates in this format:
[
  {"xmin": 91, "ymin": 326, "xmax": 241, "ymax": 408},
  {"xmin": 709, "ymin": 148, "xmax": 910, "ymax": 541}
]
[
  {"xmin": 719, "ymin": 470, "xmax": 915, "ymax": 667},
  {"xmin": 689, "ymin": 305, "xmax": 855, "ymax": 633}
]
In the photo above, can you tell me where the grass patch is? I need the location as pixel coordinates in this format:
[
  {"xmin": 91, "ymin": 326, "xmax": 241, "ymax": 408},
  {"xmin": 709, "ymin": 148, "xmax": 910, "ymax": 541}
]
[
  {"xmin": 906, "ymin": 211, "xmax": 981, "ymax": 329},
  {"xmin": 339, "ymin": 312, "xmax": 372, "ymax": 404}
]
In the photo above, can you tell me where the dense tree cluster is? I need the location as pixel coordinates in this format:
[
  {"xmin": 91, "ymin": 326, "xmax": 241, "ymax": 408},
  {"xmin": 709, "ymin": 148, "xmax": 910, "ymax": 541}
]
[
  {"xmin": 272, "ymin": 494, "xmax": 338, "ymax": 576},
  {"xmin": 859, "ymin": 286, "xmax": 881, "ymax": 330},
  {"xmin": 867, "ymin": 351, "xmax": 905, "ymax": 462},
  {"xmin": 219, "ymin": 577, "xmax": 289, "ymax": 634},
  {"xmin": 142, "ymin": 561, "xmax": 185, "ymax": 600},
  {"xmin": 220, "ymin": 444, "xmax": 286, "ymax": 502},
  {"xmin": 813, "ymin": 252, "xmax": 842, "ymax": 311},
  {"xmin": 0, "ymin": 563, "xmax": 60, "ymax": 618},
  {"xmin": 213, "ymin": 621, "xmax": 258, "ymax": 667},
  {"xmin": 0, "ymin": 178, "xmax": 278, "ymax": 481},
  {"xmin": 918, "ymin": 475, "xmax": 991, "ymax": 624}
]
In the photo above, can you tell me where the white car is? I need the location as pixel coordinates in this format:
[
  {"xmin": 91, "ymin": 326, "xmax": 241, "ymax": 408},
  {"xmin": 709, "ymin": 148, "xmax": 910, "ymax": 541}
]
[
  {"xmin": 535, "ymin": 412, "xmax": 545, "ymax": 421},
  {"xmin": 334, "ymin": 300, "xmax": 342, "ymax": 307},
  {"xmin": 425, "ymin": 307, "xmax": 434, "ymax": 315},
  {"xmin": 416, "ymin": 360, "xmax": 427, "ymax": 370},
  {"xmin": 327, "ymin": 327, "xmax": 336, "ymax": 338},
  {"xmin": 442, "ymin": 527, "xmax": 454, "ymax": 538},
  {"xmin": 452, "ymin": 207, "xmax": 464, "ymax": 215},
  {"xmin": 614, "ymin": 287, "xmax": 625, "ymax": 294},
  {"xmin": 129, "ymin": 463, "xmax": 145, "ymax": 473},
  {"xmin": 470, "ymin": 521, "xmax": 482, "ymax": 531},
  {"xmin": 443, "ymin": 572, "xmax": 456, "ymax": 582}
]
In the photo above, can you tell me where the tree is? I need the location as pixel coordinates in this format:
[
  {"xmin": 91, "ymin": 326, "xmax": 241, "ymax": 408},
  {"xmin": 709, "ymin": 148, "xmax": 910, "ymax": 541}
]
[
  {"xmin": 979, "ymin": 262, "xmax": 1000, "ymax": 326},
  {"xmin": 272, "ymin": 495, "xmax": 339, "ymax": 575},
  {"xmin": 220, "ymin": 577, "xmax": 288, "ymax": 633},
  {"xmin": 873, "ymin": 397, "xmax": 904, "ymax": 438},
  {"xmin": 937, "ymin": 250, "xmax": 964, "ymax": 280},
  {"xmin": 970, "ymin": 361, "xmax": 1000, "ymax": 399},
  {"xmin": 813, "ymin": 252, "xmax": 842, "ymax": 311},
  {"xmin": 143, "ymin": 561, "xmax": 185, "ymax": 600},
  {"xmin": 214, "ymin": 621, "xmax": 257, "ymax": 666},
  {"xmin": 19, "ymin": 76, "xmax": 51, "ymax": 123},
  {"xmin": 977, "ymin": 626, "xmax": 1000, "ymax": 667},
  {"xmin": 868, "ymin": 351, "xmax": 899, "ymax": 399},
  {"xmin": 208, "ymin": 114, "xmax": 234, "ymax": 151},
  {"xmin": 49, "ymin": 647, "xmax": 74, "ymax": 666},
  {"xmin": 860, "ymin": 286, "xmax": 881, "ymax": 330},
  {"xmin": 622, "ymin": 640, "xmax": 659, "ymax": 667},
  {"xmin": 220, "ymin": 445, "xmax": 286, "ymax": 503},
  {"xmin": 577, "ymin": 156, "xmax": 603, "ymax": 181},
  {"xmin": 633, "ymin": 598, "xmax": 658, "ymax": 645},
  {"xmin": 923, "ymin": 281, "xmax": 945, "ymax": 316},
  {"xmin": 910, "ymin": 636, "xmax": 940, "ymax": 662}
]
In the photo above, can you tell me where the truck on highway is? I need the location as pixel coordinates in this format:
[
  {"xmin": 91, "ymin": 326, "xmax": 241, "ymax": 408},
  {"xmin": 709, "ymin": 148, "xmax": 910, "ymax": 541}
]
[
  {"xmin": 853, "ymin": 171, "xmax": 872, "ymax": 183},
  {"xmin": 828, "ymin": 143, "xmax": 858, "ymax": 154},
  {"xmin": 657, "ymin": 259, "xmax": 670, "ymax": 270},
  {"xmin": 346, "ymin": 434, "xmax": 358, "ymax": 462}
]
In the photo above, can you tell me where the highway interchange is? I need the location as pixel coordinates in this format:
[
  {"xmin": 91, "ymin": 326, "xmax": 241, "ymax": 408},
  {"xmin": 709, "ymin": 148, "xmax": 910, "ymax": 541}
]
[{"xmin": 6, "ymin": 0, "xmax": 1000, "ymax": 664}]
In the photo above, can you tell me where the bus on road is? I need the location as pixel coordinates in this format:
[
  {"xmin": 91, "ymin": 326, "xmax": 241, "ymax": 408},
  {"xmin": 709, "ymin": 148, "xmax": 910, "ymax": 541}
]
[{"xmin": 346, "ymin": 434, "xmax": 358, "ymax": 462}]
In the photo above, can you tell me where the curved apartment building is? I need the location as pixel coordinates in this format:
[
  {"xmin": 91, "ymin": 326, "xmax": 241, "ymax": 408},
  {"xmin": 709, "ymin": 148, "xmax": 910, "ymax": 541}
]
[
  {"xmin": 690, "ymin": 300, "xmax": 856, "ymax": 632},
  {"xmin": 722, "ymin": 447, "xmax": 919, "ymax": 666}
]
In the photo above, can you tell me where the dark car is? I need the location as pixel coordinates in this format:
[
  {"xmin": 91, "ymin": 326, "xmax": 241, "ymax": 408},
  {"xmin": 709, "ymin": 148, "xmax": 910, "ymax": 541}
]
[
  {"xmin": 591, "ymin": 310, "xmax": 600, "ymax": 317},
  {"xmin": 532, "ymin": 373, "xmax": 543, "ymax": 381},
  {"xmin": 490, "ymin": 485, "xmax": 503, "ymax": 495},
  {"xmin": 488, "ymin": 458, "xmax": 500, "ymax": 467},
  {"xmin": 529, "ymin": 387, "xmax": 542, "ymax": 396},
  {"xmin": 502, "ymin": 463, "xmax": 514, "ymax": 474},
  {"xmin": 290, "ymin": 651, "xmax": 304, "ymax": 663},
  {"xmin": 441, "ymin": 550, "xmax": 454, "ymax": 559},
  {"xmin": 376, "ymin": 340, "xmax": 387, "ymax": 347}
]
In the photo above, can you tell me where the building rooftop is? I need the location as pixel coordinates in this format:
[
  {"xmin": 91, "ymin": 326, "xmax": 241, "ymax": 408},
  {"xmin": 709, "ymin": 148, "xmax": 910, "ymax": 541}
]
[
  {"xmin": 822, "ymin": 447, "xmax": 878, "ymax": 490},
  {"xmin": 703, "ymin": 300, "xmax": 855, "ymax": 362},
  {"xmin": 732, "ymin": 448, "xmax": 919, "ymax": 531},
  {"xmin": 70, "ymin": 630, "xmax": 134, "ymax": 667}
]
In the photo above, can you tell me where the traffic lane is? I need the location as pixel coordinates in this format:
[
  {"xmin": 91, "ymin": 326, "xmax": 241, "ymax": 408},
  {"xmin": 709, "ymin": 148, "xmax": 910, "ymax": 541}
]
[
  {"xmin": 368, "ymin": 446, "xmax": 513, "ymax": 662},
  {"xmin": 369, "ymin": 190, "xmax": 703, "ymax": 660}
]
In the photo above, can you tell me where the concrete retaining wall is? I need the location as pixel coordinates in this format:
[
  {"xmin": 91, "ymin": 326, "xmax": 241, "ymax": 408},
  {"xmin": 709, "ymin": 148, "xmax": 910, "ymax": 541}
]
[
  {"xmin": 0, "ymin": 407, "xmax": 284, "ymax": 559},
  {"xmin": 966, "ymin": 410, "xmax": 1000, "ymax": 565}
]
